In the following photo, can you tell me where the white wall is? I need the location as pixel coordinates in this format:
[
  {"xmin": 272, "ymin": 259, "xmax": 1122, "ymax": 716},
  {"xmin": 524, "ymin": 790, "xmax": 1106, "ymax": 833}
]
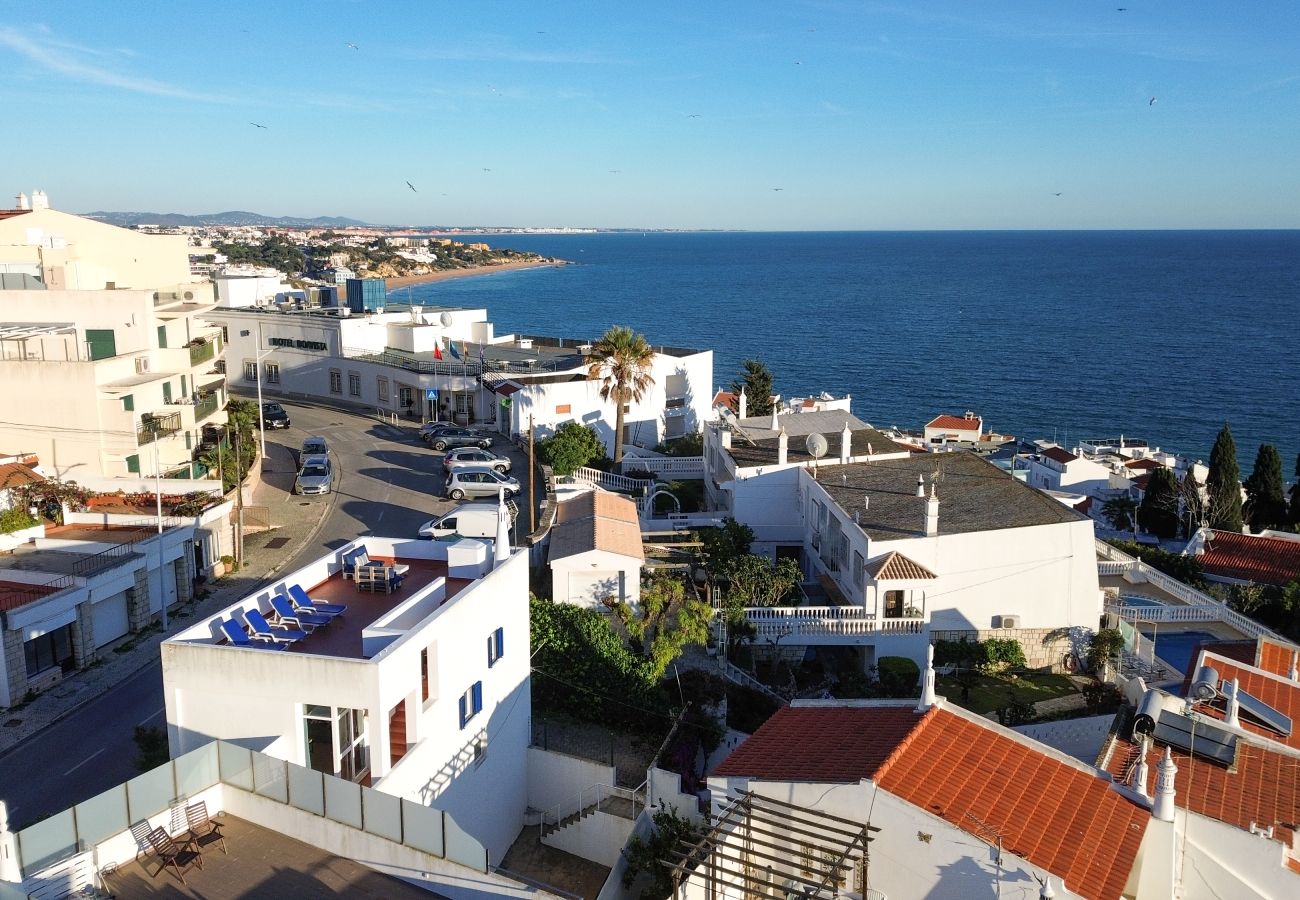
[
  {"xmin": 551, "ymin": 551, "xmax": 640, "ymax": 609},
  {"xmin": 526, "ymin": 747, "xmax": 618, "ymax": 816}
]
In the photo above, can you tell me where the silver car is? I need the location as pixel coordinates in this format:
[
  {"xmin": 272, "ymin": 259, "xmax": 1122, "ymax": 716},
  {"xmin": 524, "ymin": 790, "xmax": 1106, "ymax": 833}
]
[
  {"xmin": 442, "ymin": 447, "xmax": 512, "ymax": 474},
  {"xmin": 445, "ymin": 466, "xmax": 520, "ymax": 500},
  {"xmin": 294, "ymin": 454, "xmax": 333, "ymax": 495}
]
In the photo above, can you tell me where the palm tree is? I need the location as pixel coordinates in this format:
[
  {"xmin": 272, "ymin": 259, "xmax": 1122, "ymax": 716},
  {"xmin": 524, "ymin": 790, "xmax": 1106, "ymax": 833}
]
[{"xmin": 587, "ymin": 326, "xmax": 656, "ymax": 464}]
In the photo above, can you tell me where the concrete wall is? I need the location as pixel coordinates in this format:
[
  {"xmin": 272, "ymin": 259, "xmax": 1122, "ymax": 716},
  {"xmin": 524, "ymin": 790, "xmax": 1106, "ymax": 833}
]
[
  {"xmin": 526, "ymin": 747, "xmax": 618, "ymax": 817},
  {"xmin": 543, "ymin": 809, "xmax": 635, "ymax": 869}
]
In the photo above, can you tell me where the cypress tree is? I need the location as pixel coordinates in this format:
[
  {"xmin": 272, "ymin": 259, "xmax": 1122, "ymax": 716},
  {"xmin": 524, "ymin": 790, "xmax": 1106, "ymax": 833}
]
[
  {"xmin": 1138, "ymin": 466, "xmax": 1180, "ymax": 539},
  {"xmin": 1244, "ymin": 443, "xmax": 1287, "ymax": 532},
  {"xmin": 1206, "ymin": 423, "xmax": 1244, "ymax": 532},
  {"xmin": 730, "ymin": 359, "xmax": 775, "ymax": 418}
]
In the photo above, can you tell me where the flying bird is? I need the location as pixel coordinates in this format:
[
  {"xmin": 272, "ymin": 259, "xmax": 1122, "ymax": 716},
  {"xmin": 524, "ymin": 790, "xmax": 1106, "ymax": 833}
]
[
  {"xmin": 1149, "ymin": 96, "xmax": 1157, "ymax": 105},
  {"xmin": 406, "ymin": 181, "xmax": 417, "ymax": 192},
  {"xmin": 608, "ymin": 169, "xmax": 621, "ymax": 174},
  {"xmin": 772, "ymin": 188, "xmax": 784, "ymax": 192},
  {"xmin": 345, "ymin": 42, "xmax": 358, "ymax": 50},
  {"xmin": 482, "ymin": 168, "xmax": 492, "ymax": 173},
  {"xmin": 1053, "ymin": 192, "xmax": 1062, "ymax": 197},
  {"xmin": 250, "ymin": 122, "xmax": 267, "ymax": 129},
  {"xmin": 686, "ymin": 113, "xmax": 702, "ymax": 118}
]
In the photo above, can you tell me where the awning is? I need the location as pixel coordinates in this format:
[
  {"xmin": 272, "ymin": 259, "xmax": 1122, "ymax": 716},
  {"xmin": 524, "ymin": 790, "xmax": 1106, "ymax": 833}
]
[{"xmin": 481, "ymin": 377, "xmax": 522, "ymax": 396}]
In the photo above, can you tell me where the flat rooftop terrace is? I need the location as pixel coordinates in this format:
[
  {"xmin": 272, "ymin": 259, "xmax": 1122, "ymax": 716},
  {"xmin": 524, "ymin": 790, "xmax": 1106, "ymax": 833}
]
[
  {"xmin": 0, "ymin": 544, "xmax": 141, "ymax": 578},
  {"xmin": 0, "ymin": 579, "xmax": 59, "ymax": 613},
  {"xmin": 44, "ymin": 523, "xmax": 160, "ymax": 543},
  {"xmin": 105, "ymin": 815, "xmax": 447, "ymax": 899}
]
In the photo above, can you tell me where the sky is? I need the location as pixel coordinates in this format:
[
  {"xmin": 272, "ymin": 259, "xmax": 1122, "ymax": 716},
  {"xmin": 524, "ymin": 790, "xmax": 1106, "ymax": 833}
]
[{"xmin": 2, "ymin": 1, "xmax": 1299, "ymax": 230}]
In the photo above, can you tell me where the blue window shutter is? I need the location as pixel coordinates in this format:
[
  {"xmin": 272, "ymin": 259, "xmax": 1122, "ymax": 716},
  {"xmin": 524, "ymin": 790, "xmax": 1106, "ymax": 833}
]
[
  {"xmin": 472, "ymin": 682, "xmax": 483, "ymax": 714},
  {"xmin": 458, "ymin": 694, "xmax": 467, "ymax": 728},
  {"xmin": 497, "ymin": 628, "xmax": 504, "ymax": 659}
]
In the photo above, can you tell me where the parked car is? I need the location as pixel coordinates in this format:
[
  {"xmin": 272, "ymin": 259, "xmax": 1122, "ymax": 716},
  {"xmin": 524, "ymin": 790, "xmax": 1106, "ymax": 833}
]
[
  {"xmin": 262, "ymin": 402, "xmax": 291, "ymax": 429},
  {"xmin": 417, "ymin": 421, "xmax": 456, "ymax": 442},
  {"xmin": 445, "ymin": 466, "xmax": 519, "ymax": 500},
  {"xmin": 299, "ymin": 436, "xmax": 328, "ymax": 460},
  {"xmin": 417, "ymin": 502, "xmax": 507, "ymax": 540},
  {"xmin": 294, "ymin": 454, "xmax": 333, "ymax": 495},
  {"xmin": 442, "ymin": 447, "xmax": 511, "ymax": 474},
  {"xmin": 426, "ymin": 427, "xmax": 493, "ymax": 451}
]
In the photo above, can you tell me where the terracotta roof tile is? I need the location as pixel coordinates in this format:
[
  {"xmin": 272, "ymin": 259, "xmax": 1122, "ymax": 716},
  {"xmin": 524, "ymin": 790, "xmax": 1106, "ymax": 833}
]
[
  {"xmin": 926, "ymin": 414, "xmax": 982, "ymax": 432},
  {"xmin": 1042, "ymin": 446, "xmax": 1078, "ymax": 464},
  {"xmin": 1124, "ymin": 459, "xmax": 1162, "ymax": 471},
  {"xmin": 865, "ymin": 550, "xmax": 937, "ymax": 581},
  {"xmin": 1258, "ymin": 637, "xmax": 1300, "ymax": 678},
  {"xmin": 0, "ymin": 462, "xmax": 43, "ymax": 490},
  {"xmin": 711, "ymin": 390, "xmax": 738, "ymax": 413},
  {"xmin": 1199, "ymin": 530, "xmax": 1300, "ymax": 588},
  {"xmin": 1190, "ymin": 650, "xmax": 1300, "ymax": 751},
  {"xmin": 550, "ymin": 490, "xmax": 644, "ymax": 561}
]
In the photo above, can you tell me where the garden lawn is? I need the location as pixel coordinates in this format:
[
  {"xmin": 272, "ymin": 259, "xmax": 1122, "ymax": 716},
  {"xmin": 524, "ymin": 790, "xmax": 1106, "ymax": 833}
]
[{"xmin": 935, "ymin": 672, "xmax": 1078, "ymax": 715}]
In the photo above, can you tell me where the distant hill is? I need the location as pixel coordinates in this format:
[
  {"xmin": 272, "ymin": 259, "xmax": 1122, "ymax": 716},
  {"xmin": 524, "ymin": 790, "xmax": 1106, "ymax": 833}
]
[{"xmin": 81, "ymin": 210, "xmax": 369, "ymax": 228}]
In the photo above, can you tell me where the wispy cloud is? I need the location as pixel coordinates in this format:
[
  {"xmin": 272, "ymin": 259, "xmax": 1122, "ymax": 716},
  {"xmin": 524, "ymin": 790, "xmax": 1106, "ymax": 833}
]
[{"xmin": 0, "ymin": 26, "xmax": 231, "ymax": 102}]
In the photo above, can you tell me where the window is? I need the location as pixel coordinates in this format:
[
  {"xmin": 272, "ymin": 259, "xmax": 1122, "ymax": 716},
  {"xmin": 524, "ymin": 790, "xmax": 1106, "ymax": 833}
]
[
  {"xmin": 459, "ymin": 681, "xmax": 483, "ymax": 729},
  {"xmin": 487, "ymin": 628, "xmax": 504, "ymax": 666},
  {"xmin": 24, "ymin": 624, "xmax": 74, "ymax": 675},
  {"xmin": 421, "ymin": 647, "xmax": 431, "ymax": 703},
  {"xmin": 455, "ymin": 392, "xmax": 472, "ymax": 416},
  {"xmin": 329, "ymin": 369, "xmax": 342, "ymax": 394},
  {"xmin": 348, "ymin": 371, "xmax": 361, "ymax": 397},
  {"xmin": 377, "ymin": 377, "xmax": 389, "ymax": 402},
  {"xmin": 853, "ymin": 550, "xmax": 865, "ymax": 589},
  {"xmin": 156, "ymin": 325, "xmax": 168, "ymax": 349},
  {"xmin": 162, "ymin": 381, "xmax": 172, "ymax": 404},
  {"xmin": 265, "ymin": 363, "xmax": 280, "ymax": 384},
  {"xmin": 126, "ymin": 454, "xmax": 140, "ymax": 474},
  {"xmin": 244, "ymin": 361, "xmax": 258, "ymax": 382},
  {"xmin": 122, "ymin": 394, "xmax": 134, "ymax": 412},
  {"xmin": 302, "ymin": 705, "xmax": 369, "ymax": 783},
  {"xmin": 472, "ymin": 733, "xmax": 488, "ymax": 767},
  {"xmin": 398, "ymin": 386, "xmax": 413, "ymax": 411}
]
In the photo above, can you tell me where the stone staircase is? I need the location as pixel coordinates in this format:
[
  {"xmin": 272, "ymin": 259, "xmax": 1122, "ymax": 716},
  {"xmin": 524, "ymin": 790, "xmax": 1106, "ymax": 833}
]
[{"xmin": 540, "ymin": 782, "xmax": 646, "ymax": 867}]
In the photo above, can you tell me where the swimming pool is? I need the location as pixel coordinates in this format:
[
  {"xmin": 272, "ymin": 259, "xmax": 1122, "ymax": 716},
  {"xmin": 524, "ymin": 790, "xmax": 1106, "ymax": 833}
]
[
  {"xmin": 1141, "ymin": 630, "xmax": 1218, "ymax": 674},
  {"xmin": 1121, "ymin": 595, "xmax": 1165, "ymax": 609}
]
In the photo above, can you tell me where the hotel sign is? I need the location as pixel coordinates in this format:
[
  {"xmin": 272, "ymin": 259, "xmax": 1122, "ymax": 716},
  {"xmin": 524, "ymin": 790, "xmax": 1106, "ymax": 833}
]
[{"xmin": 267, "ymin": 337, "xmax": 328, "ymax": 352}]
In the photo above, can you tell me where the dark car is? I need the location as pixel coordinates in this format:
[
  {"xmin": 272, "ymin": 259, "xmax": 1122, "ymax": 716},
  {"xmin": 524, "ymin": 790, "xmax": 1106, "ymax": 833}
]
[
  {"xmin": 425, "ymin": 427, "xmax": 493, "ymax": 451},
  {"xmin": 262, "ymin": 402, "xmax": 291, "ymax": 429}
]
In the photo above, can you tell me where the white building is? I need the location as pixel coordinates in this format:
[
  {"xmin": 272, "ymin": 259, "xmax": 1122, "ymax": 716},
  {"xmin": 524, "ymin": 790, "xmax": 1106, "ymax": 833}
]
[
  {"xmin": 161, "ymin": 525, "xmax": 531, "ymax": 865},
  {"xmin": 0, "ymin": 197, "xmax": 228, "ymax": 481},
  {"xmin": 548, "ymin": 490, "xmax": 644, "ymax": 609},
  {"xmin": 1024, "ymin": 443, "xmax": 1113, "ymax": 497},
  {"xmin": 213, "ymin": 303, "xmax": 713, "ymax": 457},
  {"xmin": 923, "ymin": 411, "xmax": 982, "ymax": 445},
  {"xmin": 692, "ymin": 693, "xmax": 1153, "ymax": 900}
]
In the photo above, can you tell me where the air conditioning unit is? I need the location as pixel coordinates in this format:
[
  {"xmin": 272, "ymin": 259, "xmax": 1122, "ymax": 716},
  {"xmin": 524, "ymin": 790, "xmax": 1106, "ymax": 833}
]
[
  {"xmin": 134, "ymin": 356, "xmax": 151, "ymax": 374},
  {"xmin": 998, "ymin": 615, "xmax": 1020, "ymax": 630}
]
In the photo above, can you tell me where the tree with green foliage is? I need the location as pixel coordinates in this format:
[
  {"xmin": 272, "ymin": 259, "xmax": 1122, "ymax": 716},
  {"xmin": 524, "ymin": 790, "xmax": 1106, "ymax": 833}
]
[
  {"xmin": 1106, "ymin": 539, "xmax": 1206, "ymax": 586},
  {"xmin": 1101, "ymin": 495, "xmax": 1138, "ymax": 533},
  {"xmin": 588, "ymin": 326, "xmax": 656, "ymax": 464},
  {"xmin": 1137, "ymin": 466, "xmax": 1181, "ymax": 539},
  {"xmin": 1244, "ymin": 443, "xmax": 1288, "ymax": 533},
  {"xmin": 696, "ymin": 518, "xmax": 754, "ymax": 576},
  {"xmin": 537, "ymin": 421, "xmax": 607, "ymax": 476},
  {"xmin": 1088, "ymin": 628, "xmax": 1126, "ymax": 679},
  {"xmin": 605, "ymin": 574, "xmax": 713, "ymax": 680},
  {"xmin": 621, "ymin": 804, "xmax": 704, "ymax": 899},
  {"xmin": 723, "ymin": 554, "xmax": 802, "ymax": 612},
  {"xmin": 1207, "ymin": 423, "xmax": 1244, "ymax": 532},
  {"xmin": 730, "ymin": 359, "xmax": 775, "ymax": 418}
]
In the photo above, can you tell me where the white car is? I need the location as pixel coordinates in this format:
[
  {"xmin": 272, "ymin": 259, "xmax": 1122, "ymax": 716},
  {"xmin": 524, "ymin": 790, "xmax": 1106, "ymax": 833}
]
[{"xmin": 442, "ymin": 447, "xmax": 512, "ymax": 474}]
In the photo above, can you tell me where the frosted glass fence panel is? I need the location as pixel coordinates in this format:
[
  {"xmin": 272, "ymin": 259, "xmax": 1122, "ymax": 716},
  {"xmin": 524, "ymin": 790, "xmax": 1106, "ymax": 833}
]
[
  {"xmin": 288, "ymin": 762, "xmax": 325, "ymax": 816},
  {"xmin": 401, "ymin": 799, "xmax": 444, "ymax": 857},
  {"xmin": 15, "ymin": 810, "xmax": 77, "ymax": 875},
  {"xmin": 362, "ymin": 787, "xmax": 402, "ymax": 843},
  {"xmin": 174, "ymin": 742, "xmax": 219, "ymax": 800},
  {"xmin": 252, "ymin": 753, "xmax": 289, "ymax": 803},
  {"xmin": 126, "ymin": 765, "xmax": 175, "ymax": 822},
  {"xmin": 218, "ymin": 742, "xmax": 254, "ymax": 790},
  {"xmin": 72, "ymin": 785, "xmax": 129, "ymax": 848},
  {"xmin": 445, "ymin": 813, "xmax": 488, "ymax": 872},
  {"xmin": 324, "ymin": 776, "xmax": 363, "ymax": 829}
]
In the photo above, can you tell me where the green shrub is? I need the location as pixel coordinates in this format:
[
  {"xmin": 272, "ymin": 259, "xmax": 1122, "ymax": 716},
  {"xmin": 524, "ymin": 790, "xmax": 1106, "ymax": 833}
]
[
  {"xmin": 0, "ymin": 506, "xmax": 37, "ymax": 535},
  {"xmin": 538, "ymin": 421, "xmax": 608, "ymax": 476},
  {"xmin": 1106, "ymin": 539, "xmax": 1206, "ymax": 587},
  {"xmin": 934, "ymin": 637, "xmax": 1026, "ymax": 673},
  {"xmin": 876, "ymin": 656, "xmax": 920, "ymax": 697}
]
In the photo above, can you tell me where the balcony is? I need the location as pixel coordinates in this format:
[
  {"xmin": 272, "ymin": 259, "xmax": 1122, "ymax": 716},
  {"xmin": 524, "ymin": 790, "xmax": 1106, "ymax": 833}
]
[
  {"xmin": 194, "ymin": 391, "xmax": 221, "ymax": 423},
  {"xmin": 188, "ymin": 339, "xmax": 217, "ymax": 366},
  {"xmin": 742, "ymin": 605, "xmax": 926, "ymax": 641},
  {"xmin": 137, "ymin": 412, "xmax": 182, "ymax": 445}
]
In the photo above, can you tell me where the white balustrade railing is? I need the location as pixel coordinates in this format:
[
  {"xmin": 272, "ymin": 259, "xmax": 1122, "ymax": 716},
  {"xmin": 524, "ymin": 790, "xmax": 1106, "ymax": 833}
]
[
  {"xmin": 622, "ymin": 456, "xmax": 706, "ymax": 479},
  {"xmin": 743, "ymin": 605, "xmax": 926, "ymax": 637},
  {"xmin": 570, "ymin": 466, "xmax": 654, "ymax": 494}
]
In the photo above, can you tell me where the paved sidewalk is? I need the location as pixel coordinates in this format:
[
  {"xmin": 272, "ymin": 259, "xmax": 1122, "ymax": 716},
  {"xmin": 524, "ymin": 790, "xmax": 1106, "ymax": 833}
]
[{"xmin": 0, "ymin": 470, "xmax": 332, "ymax": 756}]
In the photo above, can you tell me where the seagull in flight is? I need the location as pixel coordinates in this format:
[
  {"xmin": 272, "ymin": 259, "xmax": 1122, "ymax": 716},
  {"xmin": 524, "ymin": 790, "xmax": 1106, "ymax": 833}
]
[
  {"xmin": 406, "ymin": 181, "xmax": 417, "ymax": 193},
  {"xmin": 1148, "ymin": 96, "xmax": 1157, "ymax": 105},
  {"xmin": 608, "ymin": 169, "xmax": 621, "ymax": 174},
  {"xmin": 772, "ymin": 187, "xmax": 784, "ymax": 192},
  {"xmin": 250, "ymin": 122, "xmax": 268, "ymax": 129},
  {"xmin": 482, "ymin": 168, "xmax": 492, "ymax": 173},
  {"xmin": 686, "ymin": 113, "xmax": 702, "ymax": 118},
  {"xmin": 345, "ymin": 42, "xmax": 358, "ymax": 50},
  {"xmin": 1053, "ymin": 192, "xmax": 1063, "ymax": 197}
]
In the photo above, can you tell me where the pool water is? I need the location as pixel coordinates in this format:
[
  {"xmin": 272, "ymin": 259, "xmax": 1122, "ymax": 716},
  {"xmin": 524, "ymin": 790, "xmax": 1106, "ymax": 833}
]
[
  {"xmin": 1122, "ymin": 595, "xmax": 1165, "ymax": 609},
  {"xmin": 1143, "ymin": 630, "xmax": 1218, "ymax": 675}
]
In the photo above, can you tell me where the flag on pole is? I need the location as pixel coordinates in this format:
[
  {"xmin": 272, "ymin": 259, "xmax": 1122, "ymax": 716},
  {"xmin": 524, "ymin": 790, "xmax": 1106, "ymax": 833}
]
[
  {"xmin": 449, "ymin": 341, "xmax": 461, "ymax": 360},
  {"xmin": 433, "ymin": 343, "xmax": 443, "ymax": 361}
]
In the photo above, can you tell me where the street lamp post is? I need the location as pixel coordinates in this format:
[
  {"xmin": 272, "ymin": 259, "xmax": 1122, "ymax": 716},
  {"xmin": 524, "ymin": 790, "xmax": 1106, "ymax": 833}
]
[
  {"xmin": 255, "ymin": 322, "xmax": 268, "ymax": 463},
  {"xmin": 152, "ymin": 430, "xmax": 168, "ymax": 630}
]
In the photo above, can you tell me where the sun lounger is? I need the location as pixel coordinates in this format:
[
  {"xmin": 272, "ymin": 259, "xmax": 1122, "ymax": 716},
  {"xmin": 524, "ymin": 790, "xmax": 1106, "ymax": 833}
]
[
  {"xmin": 243, "ymin": 608, "xmax": 307, "ymax": 644},
  {"xmin": 146, "ymin": 827, "xmax": 203, "ymax": 884},
  {"xmin": 270, "ymin": 595, "xmax": 331, "ymax": 630},
  {"xmin": 220, "ymin": 618, "xmax": 287, "ymax": 650},
  {"xmin": 287, "ymin": 583, "xmax": 346, "ymax": 617}
]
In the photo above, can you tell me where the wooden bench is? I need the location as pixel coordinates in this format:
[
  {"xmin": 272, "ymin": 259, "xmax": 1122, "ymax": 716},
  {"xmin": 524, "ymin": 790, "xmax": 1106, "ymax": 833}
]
[{"xmin": 356, "ymin": 564, "xmax": 400, "ymax": 593}]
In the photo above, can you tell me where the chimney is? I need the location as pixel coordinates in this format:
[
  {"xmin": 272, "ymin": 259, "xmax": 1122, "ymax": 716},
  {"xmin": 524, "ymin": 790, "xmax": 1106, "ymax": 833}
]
[
  {"xmin": 1152, "ymin": 747, "xmax": 1178, "ymax": 822},
  {"xmin": 840, "ymin": 422, "xmax": 851, "ymax": 463},
  {"xmin": 493, "ymin": 488, "xmax": 511, "ymax": 567},
  {"xmin": 1131, "ymin": 737, "xmax": 1150, "ymax": 799},
  {"xmin": 1290, "ymin": 650, "xmax": 1298, "ymax": 683},
  {"xmin": 777, "ymin": 426, "xmax": 788, "ymax": 465},
  {"xmin": 924, "ymin": 485, "xmax": 940, "ymax": 536},
  {"xmin": 916, "ymin": 644, "xmax": 936, "ymax": 711},
  {"xmin": 720, "ymin": 428, "xmax": 732, "ymax": 450},
  {"xmin": 770, "ymin": 404, "xmax": 779, "ymax": 432},
  {"xmin": 15, "ymin": 192, "xmax": 29, "ymax": 210},
  {"xmin": 1224, "ymin": 678, "xmax": 1240, "ymax": 728},
  {"xmin": 738, "ymin": 388, "xmax": 747, "ymax": 420},
  {"xmin": 915, "ymin": 474, "xmax": 926, "ymax": 497},
  {"xmin": 1039, "ymin": 876, "xmax": 1056, "ymax": 900},
  {"xmin": 30, "ymin": 190, "xmax": 48, "ymax": 210}
]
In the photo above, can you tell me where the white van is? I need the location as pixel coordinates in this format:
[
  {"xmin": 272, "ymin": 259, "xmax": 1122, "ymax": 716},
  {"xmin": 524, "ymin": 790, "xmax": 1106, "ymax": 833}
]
[{"xmin": 417, "ymin": 502, "xmax": 515, "ymax": 540}]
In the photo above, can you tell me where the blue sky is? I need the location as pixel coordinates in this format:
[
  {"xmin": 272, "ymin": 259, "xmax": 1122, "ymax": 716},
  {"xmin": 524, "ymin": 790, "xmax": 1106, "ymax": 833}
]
[{"xmin": 2, "ymin": 1, "xmax": 1298, "ymax": 229}]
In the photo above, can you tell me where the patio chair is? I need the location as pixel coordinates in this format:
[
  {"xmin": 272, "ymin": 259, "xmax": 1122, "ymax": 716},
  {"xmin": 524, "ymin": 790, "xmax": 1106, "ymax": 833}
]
[
  {"xmin": 184, "ymin": 801, "xmax": 227, "ymax": 855},
  {"xmin": 270, "ymin": 595, "xmax": 331, "ymax": 630},
  {"xmin": 220, "ymin": 618, "xmax": 287, "ymax": 650},
  {"xmin": 288, "ymin": 583, "xmax": 346, "ymax": 617},
  {"xmin": 342, "ymin": 549, "xmax": 370, "ymax": 579},
  {"xmin": 243, "ymin": 609, "xmax": 308, "ymax": 644},
  {"xmin": 146, "ymin": 826, "xmax": 203, "ymax": 884},
  {"xmin": 130, "ymin": 820, "xmax": 154, "ymax": 862}
]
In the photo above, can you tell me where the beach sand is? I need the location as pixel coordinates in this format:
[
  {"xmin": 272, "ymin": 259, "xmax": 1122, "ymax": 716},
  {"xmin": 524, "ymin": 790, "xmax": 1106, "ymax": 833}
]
[{"xmin": 384, "ymin": 259, "xmax": 566, "ymax": 290}]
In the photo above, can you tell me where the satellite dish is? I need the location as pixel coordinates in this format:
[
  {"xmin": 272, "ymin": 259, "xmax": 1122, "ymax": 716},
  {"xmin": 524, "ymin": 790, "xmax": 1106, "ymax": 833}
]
[
  {"xmin": 440, "ymin": 311, "xmax": 453, "ymax": 327},
  {"xmin": 806, "ymin": 433, "xmax": 829, "ymax": 458}
]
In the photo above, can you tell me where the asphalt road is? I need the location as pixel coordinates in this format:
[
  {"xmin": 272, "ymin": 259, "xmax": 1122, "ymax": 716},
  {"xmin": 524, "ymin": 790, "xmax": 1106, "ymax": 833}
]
[{"xmin": 0, "ymin": 399, "xmax": 532, "ymax": 827}]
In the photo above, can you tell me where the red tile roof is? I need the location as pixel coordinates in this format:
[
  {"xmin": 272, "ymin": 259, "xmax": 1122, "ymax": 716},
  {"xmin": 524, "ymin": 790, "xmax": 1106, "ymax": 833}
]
[
  {"xmin": 713, "ymin": 704, "xmax": 1147, "ymax": 900},
  {"xmin": 1042, "ymin": 446, "xmax": 1078, "ymax": 464},
  {"xmin": 1198, "ymin": 530, "xmax": 1300, "ymax": 588},
  {"xmin": 0, "ymin": 209, "xmax": 33, "ymax": 221},
  {"xmin": 1124, "ymin": 459, "xmax": 1162, "ymax": 471},
  {"xmin": 1258, "ymin": 637, "xmax": 1300, "ymax": 678},
  {"xmin": 1191, "ymin": 651, "xmax": 1300, "ymax": 751},
  {"xmin": 0, "ymin": 462, "xmax": 43, "ymax": 490},
  {"xmin": 711, "ymin": 390, "xmax": 738, "ymax": 414},
  {"xmin": 711, "ymin": 705, "xmax": 925, "ymax": 782},
  {"xmin": 926, "ymin": 414, "xmax": 981, "ymax": 432},
  {"xmin": 866, "ymin": 550, "xmax": 937, "ymax": 581}
]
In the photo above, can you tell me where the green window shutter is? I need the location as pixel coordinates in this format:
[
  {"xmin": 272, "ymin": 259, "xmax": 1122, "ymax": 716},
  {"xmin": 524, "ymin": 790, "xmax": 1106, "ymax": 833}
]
[
  {"xmin": 122, "ymin": 394, "xmax": 134, "ymax": 412},
  {"xmin": 185, "ymin": 431, "xmax": 193, "ymax": 450},
  {"xmin": 157, "ymin": 326, "xmax": 168, "ymax": 348},
  {"xmin": 162, "ymin": 382, "xmax": 172, "ymax": 403},
  {"xmin": 180, "ymin": 375, "xmax": 187, "ymax": 397},
  {"xmin": 126, "ymin": 455, "xmax": 140, "ymax": 474},
  {"xmin": 84, "ymin": 329, "xmax": 117, "ymax": 360}
]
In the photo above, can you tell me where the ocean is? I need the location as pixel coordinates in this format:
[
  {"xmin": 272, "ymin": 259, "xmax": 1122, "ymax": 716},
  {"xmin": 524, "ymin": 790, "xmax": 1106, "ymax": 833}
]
[{"xmin": 403, "ymin": 231, "xmax": 1300, "ymax": 468}]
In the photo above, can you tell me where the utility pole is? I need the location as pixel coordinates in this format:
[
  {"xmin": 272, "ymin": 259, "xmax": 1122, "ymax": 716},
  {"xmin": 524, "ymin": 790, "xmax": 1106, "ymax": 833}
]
[
  {"xmin": 233, "ymin": 419, "xmax": 245, "ymax": 566},
  {"xmin": 152, "ymin": 428, "xmax": 168, "ymax": 630},
  {"xmin": 528, "ymin": 414, "xmax": 535, "ymax": 534}
]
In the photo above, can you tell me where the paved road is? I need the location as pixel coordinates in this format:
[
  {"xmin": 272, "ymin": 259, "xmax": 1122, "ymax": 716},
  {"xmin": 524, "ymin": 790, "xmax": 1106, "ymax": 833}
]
[{"xmin": 0, "ymin": 399, "xmax": 532, "ymax": 827}]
